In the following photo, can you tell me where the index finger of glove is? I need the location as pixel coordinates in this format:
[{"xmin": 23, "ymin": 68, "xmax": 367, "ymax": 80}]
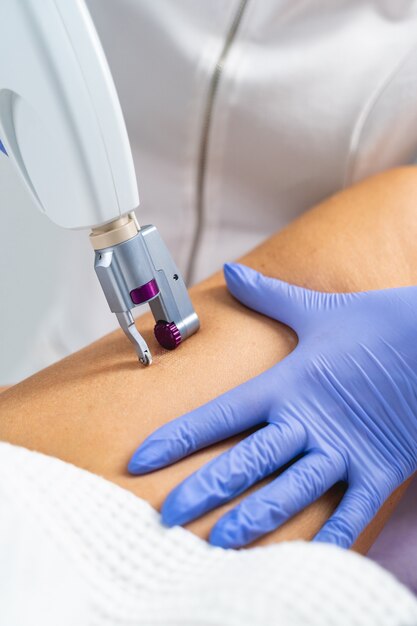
[{"xmin": 128, "ymin": 375, "xmax": 272, "ymax": 474}]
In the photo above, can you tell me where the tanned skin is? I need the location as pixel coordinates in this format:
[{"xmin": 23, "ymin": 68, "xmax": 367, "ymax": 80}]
[{"xmin": 1, "ymin": 168, "xmax": 416, "ymax": 551}]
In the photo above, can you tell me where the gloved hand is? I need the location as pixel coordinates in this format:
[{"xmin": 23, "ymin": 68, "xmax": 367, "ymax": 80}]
[{"xmin": 128, "ymin": 263, "xmax": 417, "ymax": 549}]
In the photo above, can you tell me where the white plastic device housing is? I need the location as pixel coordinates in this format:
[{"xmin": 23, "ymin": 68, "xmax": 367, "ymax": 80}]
[{"xmin": 0, "ymin": 0, "xmax": 139, "ymax": 229}]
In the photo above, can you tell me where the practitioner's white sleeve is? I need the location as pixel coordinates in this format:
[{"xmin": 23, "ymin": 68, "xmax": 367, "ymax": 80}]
[{"xmin": 0, "ymin": 442, "xmax": 415, "ymax": 626}]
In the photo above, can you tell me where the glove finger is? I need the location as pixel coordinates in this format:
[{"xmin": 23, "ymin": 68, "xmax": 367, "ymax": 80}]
[
  {"xmin": 224, "ymin": 263, "xmax": 319, "ymax": 331},
  {"xmin": 161, "ymin": 421, "xmax": 307, "ymax": 527},
  {"xmin": 209, "ymin": 451, "xmax": 344, "ymax": 549},
  {"xmin": 313, "ymin": 486, "xmax": 382, "ymax": 548},
  {"xmin": 128, "ymin": 375, "xmax": 272, "ymax": 474}
]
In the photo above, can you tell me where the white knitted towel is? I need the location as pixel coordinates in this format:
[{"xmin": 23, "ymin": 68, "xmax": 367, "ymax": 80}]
[{"xmin": 0, "ymin": 442, "xmax": 415, "ymax": 626}]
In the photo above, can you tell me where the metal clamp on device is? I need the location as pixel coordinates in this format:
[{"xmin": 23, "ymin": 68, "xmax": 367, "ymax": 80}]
[{"xmin": 90, "ymin": 213, "xmax": 200, "ymax": 365}]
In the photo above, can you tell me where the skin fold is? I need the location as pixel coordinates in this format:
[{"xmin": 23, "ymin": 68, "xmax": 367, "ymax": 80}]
[{"xmin": 0, "ymin": 167, "xmax": 416, "ymax": 552}]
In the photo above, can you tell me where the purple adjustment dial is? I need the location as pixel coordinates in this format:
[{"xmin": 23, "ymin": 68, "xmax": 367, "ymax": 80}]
[
  {"xmin": 130, "ymin": 279, "xmax": 159, "ymax": 305},
  {"xmin": 154, "ymin": 321, "xmax": 182, "ymax": 350}
]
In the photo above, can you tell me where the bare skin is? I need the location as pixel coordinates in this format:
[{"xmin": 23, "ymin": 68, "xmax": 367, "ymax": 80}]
[{"xmin": 0, "ymin": 167, "xmax": 416, "ymax": 552}]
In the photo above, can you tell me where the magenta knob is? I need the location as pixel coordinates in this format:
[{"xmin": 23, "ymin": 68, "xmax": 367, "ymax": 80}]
[{"xmin": 154, "ymin": 321, "xmax": 182, "ymax": 350}]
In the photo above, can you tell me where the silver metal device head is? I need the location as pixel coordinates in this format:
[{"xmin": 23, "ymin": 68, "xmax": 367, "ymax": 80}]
[{"xmin": 90, "ymin": 215, "xmax": 199, "ymax": 365}]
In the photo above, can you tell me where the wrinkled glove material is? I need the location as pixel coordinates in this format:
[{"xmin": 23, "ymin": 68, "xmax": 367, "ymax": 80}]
[{"xmin": 129, "ymin": 263, "xmax": 417, "ymax": 549}]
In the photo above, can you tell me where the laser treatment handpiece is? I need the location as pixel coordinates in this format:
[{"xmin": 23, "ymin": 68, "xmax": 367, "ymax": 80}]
[
  {"xmin": 91, "ymin": 215, "xmax": 199, "ymax": 365},
  {"xmin": 0, "ymin": 0, "xmax": 199, "ymax": 364}
]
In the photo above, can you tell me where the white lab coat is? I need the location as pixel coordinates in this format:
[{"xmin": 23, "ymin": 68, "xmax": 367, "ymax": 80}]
[{"xmin": 1, "ymin": 0, "xmax": 417, "ymax": 383}]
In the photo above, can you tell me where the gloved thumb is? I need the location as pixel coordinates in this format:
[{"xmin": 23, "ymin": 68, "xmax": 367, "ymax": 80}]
[{"xmin": 224, "ymin": 263, "xmax": 318, "ymax": 332}]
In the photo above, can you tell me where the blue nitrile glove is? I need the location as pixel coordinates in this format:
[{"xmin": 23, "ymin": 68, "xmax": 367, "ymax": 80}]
[{"xmin": 128, "ymin": 263, "xmax": 417, "ymax": 549}]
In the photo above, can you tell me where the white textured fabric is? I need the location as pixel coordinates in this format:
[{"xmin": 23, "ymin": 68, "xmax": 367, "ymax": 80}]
[
  {"xmin": 2, "ymin": 1, "xmax": 417, "ymax": 383},
  {"xmin": 0, "ymin": 442, "xmax": 416, "ymax": 626}
]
